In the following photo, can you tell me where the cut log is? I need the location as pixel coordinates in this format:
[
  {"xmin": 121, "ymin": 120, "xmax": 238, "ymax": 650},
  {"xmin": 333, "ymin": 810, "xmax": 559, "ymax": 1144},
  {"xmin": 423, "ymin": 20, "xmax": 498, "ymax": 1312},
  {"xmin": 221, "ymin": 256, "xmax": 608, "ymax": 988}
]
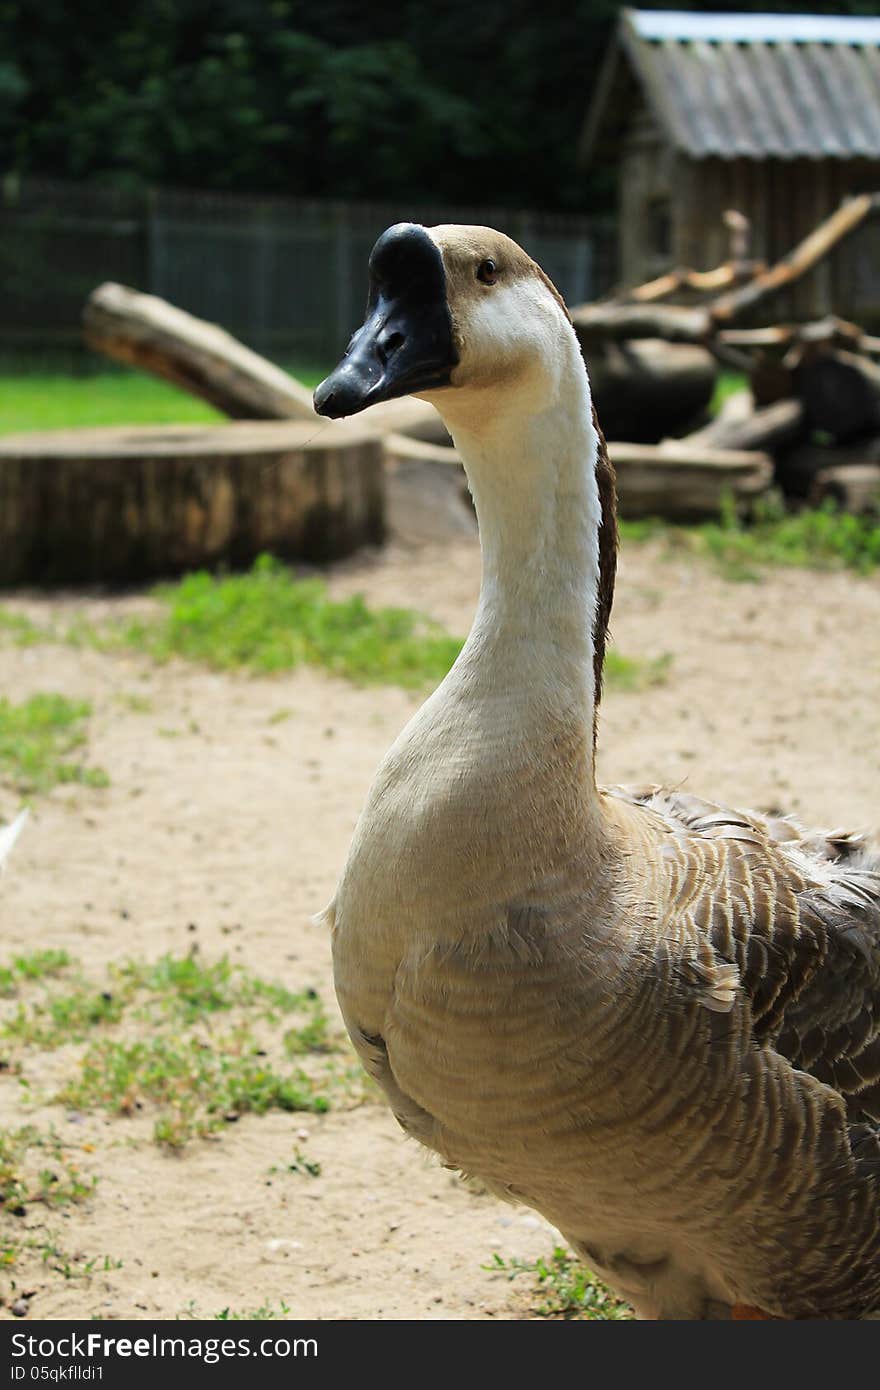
[
  {"xmin": 571, "ymin": 301, "xmax": 711, "ymax": 344},
  {"xmin": 791, "ymin": 349, "xmax": 880, "ymax": 444},
  {"xmin": 84, "ymin": 281, "xmax": 446, "ymax": 443},
  {"xmin": 609, "ymin": 442, "xmax": 772, "ymax": 521},
  {"xmin": 808, "ymin": 463, "xmax": 880, "ymax": 514},
  {"xmin": 684, "ymin": 397, "xmax": 805, "ymax": 455},
  {"xmin": 0, "ymin": 421, "xmax": 383, "ymax": 584},
  {"xmin": 580, "ymin": 340, "xmax": 718, "ymax": 443},
  {"xmin": 777, "ymin": 437, "xmax": 880, "ymax": 501},
  {"xmin": 380, "ymin": 430, "xmax": 770, "ymax": 527},
  {"xmin": 84, "ymin": 283, "xmax": 318, "ymax": 421},
  {"xmin": 382, "ymin": 435, "xmax": 476, "ymax": 544}
]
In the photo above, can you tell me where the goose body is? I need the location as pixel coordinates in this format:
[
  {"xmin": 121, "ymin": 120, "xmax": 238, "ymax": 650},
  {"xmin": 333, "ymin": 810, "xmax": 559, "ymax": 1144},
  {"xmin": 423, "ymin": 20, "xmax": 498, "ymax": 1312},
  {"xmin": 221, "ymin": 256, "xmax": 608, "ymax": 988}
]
[{"xmin": 314, "ymin": 224, "xmax": 880, "ymax": 1319}]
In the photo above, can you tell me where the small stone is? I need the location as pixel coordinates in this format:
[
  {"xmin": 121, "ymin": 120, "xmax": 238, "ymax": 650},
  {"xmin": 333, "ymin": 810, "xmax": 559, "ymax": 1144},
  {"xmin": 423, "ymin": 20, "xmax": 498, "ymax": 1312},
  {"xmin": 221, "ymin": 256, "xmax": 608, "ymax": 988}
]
[{"xmin": 10, "ymin": 1300, "xmax": 28, "ymax": 1318}]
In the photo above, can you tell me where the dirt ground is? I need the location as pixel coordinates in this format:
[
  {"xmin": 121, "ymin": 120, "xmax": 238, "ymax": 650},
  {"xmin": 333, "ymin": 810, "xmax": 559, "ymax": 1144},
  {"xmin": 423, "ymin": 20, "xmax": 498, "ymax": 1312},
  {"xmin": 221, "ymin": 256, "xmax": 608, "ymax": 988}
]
[{"xmin": 1, "ymin": 527, "xmax": 878, "ymax": 1322}]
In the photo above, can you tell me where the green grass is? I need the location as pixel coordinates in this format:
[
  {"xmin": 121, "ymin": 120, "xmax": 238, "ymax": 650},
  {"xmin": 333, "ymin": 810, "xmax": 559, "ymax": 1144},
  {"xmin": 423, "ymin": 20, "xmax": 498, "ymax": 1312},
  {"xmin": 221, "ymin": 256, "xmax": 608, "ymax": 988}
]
[
  {"xmin": 214, "ymin": 1301, "xmax": 293, "ymax": 1320},
  {"xmin": 486, "ymin": 1247, "xmax": 633, "ymax": 1320},
  {"xmin": 0, "ymin": 609, "xmax": 47, "ymax": 646},
  {"xmin": 61, "ymin": 553, "xmax": 668, "ymax": 693},
  {"xmin": 269, "ymin": 1146, "xmax": 322, "ymax": 1179},
  {"xmin": 0, "ymin": 950, "xmax": 72, "ymax": 996},
  {"xmin": 0, "ymin": 1126, "xmax": 123, "ymax": 1288},
  {"xmin": 621, "ymin": 493, "xmax": 880, "ymax": 580},
  {"xmin": 0, "ymin": 1126, "xmax": 95, "ymax": 1220},
  {"xmin": 61, "ymin": 1034, "xmax": 329, "ymax": 1147},
  {"xmin": 0, "ymin": 361, "xmax": 329, "ymax": 435},
  {"xmin": 108, "ymin": 554, "xmax": 466, "ymax": 689},
  {"xmin": 709, "ymin": 369, "xmax": 747, "ymax": 416},
  {"xmin": 0, "ymin": 948, "xmax": 344, "ymax": 1304},
  {"xmin": 1, "ymin": 949, "xmax": 341, "ymax": 1148},
  {"xmin": 0, "ymin": 693, "xmax": 108, "ymax": 795},
  {"xmin": 604, "ymin": 649, "xmax": 671, "ymax": 691}
]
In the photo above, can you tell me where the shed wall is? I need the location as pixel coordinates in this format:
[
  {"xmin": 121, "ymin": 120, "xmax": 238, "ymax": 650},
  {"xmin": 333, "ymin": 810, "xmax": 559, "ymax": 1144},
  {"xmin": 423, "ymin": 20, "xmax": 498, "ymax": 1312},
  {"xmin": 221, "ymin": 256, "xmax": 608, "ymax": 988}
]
[{"xmin": 619, "ymin": 151, "xmax": 880, "ymax": 323}]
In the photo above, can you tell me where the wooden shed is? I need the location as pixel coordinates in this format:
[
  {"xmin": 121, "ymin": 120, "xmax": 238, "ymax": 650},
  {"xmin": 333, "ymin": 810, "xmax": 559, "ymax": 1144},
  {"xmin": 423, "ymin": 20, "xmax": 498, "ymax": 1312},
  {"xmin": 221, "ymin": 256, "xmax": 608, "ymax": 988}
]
[{"xmin": 581, "ymin": 10, "xmax": 880, "ymax": 322}]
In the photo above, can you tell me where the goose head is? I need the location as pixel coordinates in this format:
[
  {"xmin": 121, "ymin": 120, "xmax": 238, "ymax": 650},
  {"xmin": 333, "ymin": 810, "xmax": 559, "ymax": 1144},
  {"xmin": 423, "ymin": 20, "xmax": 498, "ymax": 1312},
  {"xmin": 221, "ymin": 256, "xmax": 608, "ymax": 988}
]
[{"xmin": 313, "ymin": 222, "xmax": 576, "ymax": 426}]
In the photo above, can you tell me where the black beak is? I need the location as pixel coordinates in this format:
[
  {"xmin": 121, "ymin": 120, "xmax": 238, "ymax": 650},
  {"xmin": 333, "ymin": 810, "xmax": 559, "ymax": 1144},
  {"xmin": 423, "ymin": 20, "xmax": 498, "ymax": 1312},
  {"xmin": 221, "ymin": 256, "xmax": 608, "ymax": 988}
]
[{"xmin": 314, "ymin": 223, "xmax": 457, "ymax": 419}]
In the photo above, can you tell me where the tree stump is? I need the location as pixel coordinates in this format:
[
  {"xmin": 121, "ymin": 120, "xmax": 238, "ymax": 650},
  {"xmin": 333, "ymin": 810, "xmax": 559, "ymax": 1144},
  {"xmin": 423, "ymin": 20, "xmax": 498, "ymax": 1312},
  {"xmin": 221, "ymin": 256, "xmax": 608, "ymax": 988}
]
[
  {"xmin": 610, "ymin": 442, "xmax": 773, "ymax": 521},
  {"xmin": 577, "ymin": 339, "xmax": 718, "ymax": 443},
  {"xmin": 0, "ymin": 420, "xmax": 383, "ymax": 584}
]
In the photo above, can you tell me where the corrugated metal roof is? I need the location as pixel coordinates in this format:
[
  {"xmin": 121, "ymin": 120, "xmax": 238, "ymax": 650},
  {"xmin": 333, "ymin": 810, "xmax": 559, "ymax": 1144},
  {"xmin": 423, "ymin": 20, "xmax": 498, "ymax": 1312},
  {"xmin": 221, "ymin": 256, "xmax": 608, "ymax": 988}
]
[
  {"xmin": 612, "ymin": 9, "xmax": 880, "ymax": 159},
  {"xmin": 629, "ymin": 12, "xmax": 880, "ymax": 47}
]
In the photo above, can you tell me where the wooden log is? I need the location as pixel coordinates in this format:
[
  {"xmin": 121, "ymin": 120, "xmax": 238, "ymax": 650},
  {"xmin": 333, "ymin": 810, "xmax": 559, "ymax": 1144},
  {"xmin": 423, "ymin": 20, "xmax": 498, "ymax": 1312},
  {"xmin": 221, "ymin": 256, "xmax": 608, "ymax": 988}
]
[
  {"xmin": 380, "ymin": 427, "xmax": 770, "ymax": 527},
  {"xmin": 808, "ymin": 463, "xmax": 880, "ymax": 514},
  {"xmin": 718, "ymin": 317, "xmax": 864, "ymax": 352},
  {"xmin": 382, "ymin": 435, "xmax": 476, "ymax": 544},
  {"xmin": 0, "ymin": 421, "xmax": 384, "ymax": 584},
  {"xmin": 579, "ymin": 339, "xmax": 718, "ymax": 443},
  {"xmin": 84, "ymin": 281, "xmax": 445, "ymax": 442},
  {"xmin": 709, "ymin": 194, "xmax": 880, "ymax": 326},
  {"xmin": 609, "ymin": 442, "xmax": 772, "ymax": 521},
  {"xmin": 570, "ymin": 301, "xmax": 711, "ymax": 344},
  {"xmin": 629, "ymin": 259, "xmax": 763, "ymax": 304},
  {"xmin": 84, "ymin": 282, "xmax": 318, "ymax": 421},
  {"xmin": 778, "ymin": 436, "xmax": 880, "ymax": 502},
  {"xmin": 573, "ymin": 197, "xmax": 880, "ymax": 345},
  {"xmin": 792, "ymin": 349, "xmax": 880, "ymax": 444},
  {"xmin": 684, "ymin": 397, "xmax": 805, "ymax": 454}
]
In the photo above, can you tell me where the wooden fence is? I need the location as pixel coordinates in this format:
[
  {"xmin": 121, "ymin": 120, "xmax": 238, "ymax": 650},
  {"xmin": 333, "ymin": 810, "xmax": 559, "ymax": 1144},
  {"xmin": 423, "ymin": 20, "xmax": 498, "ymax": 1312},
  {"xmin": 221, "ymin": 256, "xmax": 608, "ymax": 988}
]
[{"xmin": 0, "ymin": 179, "xmax": 617, "ymax": 362}]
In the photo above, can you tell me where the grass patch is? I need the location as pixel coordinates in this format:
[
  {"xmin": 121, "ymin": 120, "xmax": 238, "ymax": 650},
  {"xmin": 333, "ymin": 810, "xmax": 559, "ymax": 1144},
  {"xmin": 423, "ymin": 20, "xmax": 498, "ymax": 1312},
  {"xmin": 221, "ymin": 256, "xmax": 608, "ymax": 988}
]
[
  {"xmin": 0, "ymin": 950, "xmax": 72, "ymax": 996},
  {"xmin": 0, "ymin": 609, "xmax": 47, "ymax": 647},
  {"xmin": 0, "ymin": 949, "xmax": 341, "ymax": 1302},
  {"xmin": 0, "ymin": 694, "xmax": 108, "ymax": 795},
  {"xmin": 604, "ymin": 650, "xmax": 671, "ymax": 691},
  {"xmin": 709, "ymin": 369, "xmax": 747, "ymax": 416},
  {"xmin": 621, "ymin": 494, "xmax": 880, "ymax": 580},
  {"xmin": 214, "ymin": 1300, "xmax": 292, "ymax": 1320},
  {"xmin": 60, "ymin": 1034, "xmax": 329, "ymax": 1148},
  {"xmin": 269, "ymin": 1146, "xmax": 322, "ymax": 1179},
  {"xmin": 56, "ymin": 554, "xmax": 669, "ymax": 694},
  {"xmin": 0, "ymin": 1125, "xmax": 98, "ymax": 1282},
  {"xmin": 0, "ymin": 949, "xmax": 340, "ymax": 1148},
  {"xmin": 0, "ymin": 1126, "xmax": 95, "ymax": 1220},
  {"xmin": 110, "ymin": 554, "xmax": 465, "ymax": 689},
  {"xmin": 487, "ymin": 1247, "xmax": 633, "ymax": 1320},
  {"xmin": 0, "ymin": 361, "xmax": 328, "ymax": 436}
]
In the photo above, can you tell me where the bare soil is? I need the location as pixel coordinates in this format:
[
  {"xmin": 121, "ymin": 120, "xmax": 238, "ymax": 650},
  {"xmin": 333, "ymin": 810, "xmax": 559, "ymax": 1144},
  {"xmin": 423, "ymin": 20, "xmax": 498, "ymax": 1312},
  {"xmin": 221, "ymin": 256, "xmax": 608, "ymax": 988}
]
[{"xmin": 1, "ymin": 531, "xmax": 878, "ymax": 1321}]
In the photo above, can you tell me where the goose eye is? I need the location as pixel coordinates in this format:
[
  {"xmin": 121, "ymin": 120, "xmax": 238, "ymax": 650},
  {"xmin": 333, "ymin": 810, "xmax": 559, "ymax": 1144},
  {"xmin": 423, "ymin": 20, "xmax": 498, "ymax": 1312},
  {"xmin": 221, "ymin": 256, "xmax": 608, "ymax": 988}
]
[{"xmin": 476, "ymin": 258, "xmax": 497, "ymax": 286}]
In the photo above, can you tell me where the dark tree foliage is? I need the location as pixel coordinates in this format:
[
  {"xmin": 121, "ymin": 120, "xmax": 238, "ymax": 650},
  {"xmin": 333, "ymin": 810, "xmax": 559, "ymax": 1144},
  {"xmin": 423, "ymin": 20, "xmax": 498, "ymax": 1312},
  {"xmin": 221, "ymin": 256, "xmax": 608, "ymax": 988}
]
[{"xmin": 0, "ymin": 1, "xmax": 876, "ymax": 211}]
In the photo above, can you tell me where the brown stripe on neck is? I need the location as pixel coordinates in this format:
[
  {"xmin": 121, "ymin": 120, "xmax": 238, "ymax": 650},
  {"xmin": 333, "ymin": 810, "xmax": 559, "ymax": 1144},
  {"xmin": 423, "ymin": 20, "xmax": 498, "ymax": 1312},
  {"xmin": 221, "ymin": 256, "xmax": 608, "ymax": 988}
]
[
  {"xmin": 535, "ymin": 258, "xmax": 618, "ymax": 745},
  {"xmin": 590, "ymin": 403, "xmax": 618, "ymax": 748}
]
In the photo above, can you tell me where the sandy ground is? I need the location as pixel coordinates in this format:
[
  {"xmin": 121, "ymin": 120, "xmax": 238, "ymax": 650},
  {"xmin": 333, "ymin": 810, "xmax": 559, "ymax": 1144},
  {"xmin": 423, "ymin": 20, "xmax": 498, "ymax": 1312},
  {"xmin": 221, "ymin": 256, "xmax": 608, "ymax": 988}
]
[{"xmin": 0, "ymin": 527, "xmax": 878, "ymax": 1322}]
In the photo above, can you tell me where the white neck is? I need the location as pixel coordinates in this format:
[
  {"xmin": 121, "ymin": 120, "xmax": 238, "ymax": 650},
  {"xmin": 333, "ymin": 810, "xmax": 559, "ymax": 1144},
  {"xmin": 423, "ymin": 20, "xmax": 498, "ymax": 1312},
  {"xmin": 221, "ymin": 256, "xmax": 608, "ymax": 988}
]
[{"xmin": 434, "ymin": 321, "xmax": 603, "ymax": 764}]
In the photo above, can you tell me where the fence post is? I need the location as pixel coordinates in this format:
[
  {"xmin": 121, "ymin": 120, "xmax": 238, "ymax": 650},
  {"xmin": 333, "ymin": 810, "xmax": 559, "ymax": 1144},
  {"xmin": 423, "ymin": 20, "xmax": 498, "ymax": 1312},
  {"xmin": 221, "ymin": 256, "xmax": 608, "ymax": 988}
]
[
  {"xmin": 145, "ymin": 187, "xmax": 162, "ymax": 294},
  {"xmin": 334, "ymin": 208, "xmax": 354, "ymax": 357},
  {"xmin": 573, "ymin": 236, "xmax": 594, "ymax": 305},
  {"xmin": 253, "ymin": 206, "xmax": 272, "ymax": 354}
]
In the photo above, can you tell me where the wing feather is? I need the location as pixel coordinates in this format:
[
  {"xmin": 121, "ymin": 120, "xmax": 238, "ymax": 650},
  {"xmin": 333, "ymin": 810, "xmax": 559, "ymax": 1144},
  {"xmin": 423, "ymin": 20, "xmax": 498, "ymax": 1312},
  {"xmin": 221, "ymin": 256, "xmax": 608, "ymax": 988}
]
[{"xmin": 610, "ymin": 785, "xmax": 880, "ymax": 1127}]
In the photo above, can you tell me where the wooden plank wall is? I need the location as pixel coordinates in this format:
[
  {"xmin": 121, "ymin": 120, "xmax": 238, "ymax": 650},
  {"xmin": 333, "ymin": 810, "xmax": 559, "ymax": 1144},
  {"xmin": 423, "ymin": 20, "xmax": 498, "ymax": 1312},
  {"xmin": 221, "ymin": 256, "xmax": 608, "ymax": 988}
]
[{"xmin": 671, "ymin": 157, "xmax": 880, "ymax": 324}]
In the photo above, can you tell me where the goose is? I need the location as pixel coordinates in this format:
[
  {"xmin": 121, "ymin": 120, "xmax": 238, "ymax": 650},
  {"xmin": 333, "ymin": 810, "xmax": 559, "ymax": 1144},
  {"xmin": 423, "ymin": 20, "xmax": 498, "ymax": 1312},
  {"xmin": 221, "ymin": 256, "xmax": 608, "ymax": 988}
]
[{"xmin": 313, "ymin": 223, "xmax": 880, "ymax": 1320}]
